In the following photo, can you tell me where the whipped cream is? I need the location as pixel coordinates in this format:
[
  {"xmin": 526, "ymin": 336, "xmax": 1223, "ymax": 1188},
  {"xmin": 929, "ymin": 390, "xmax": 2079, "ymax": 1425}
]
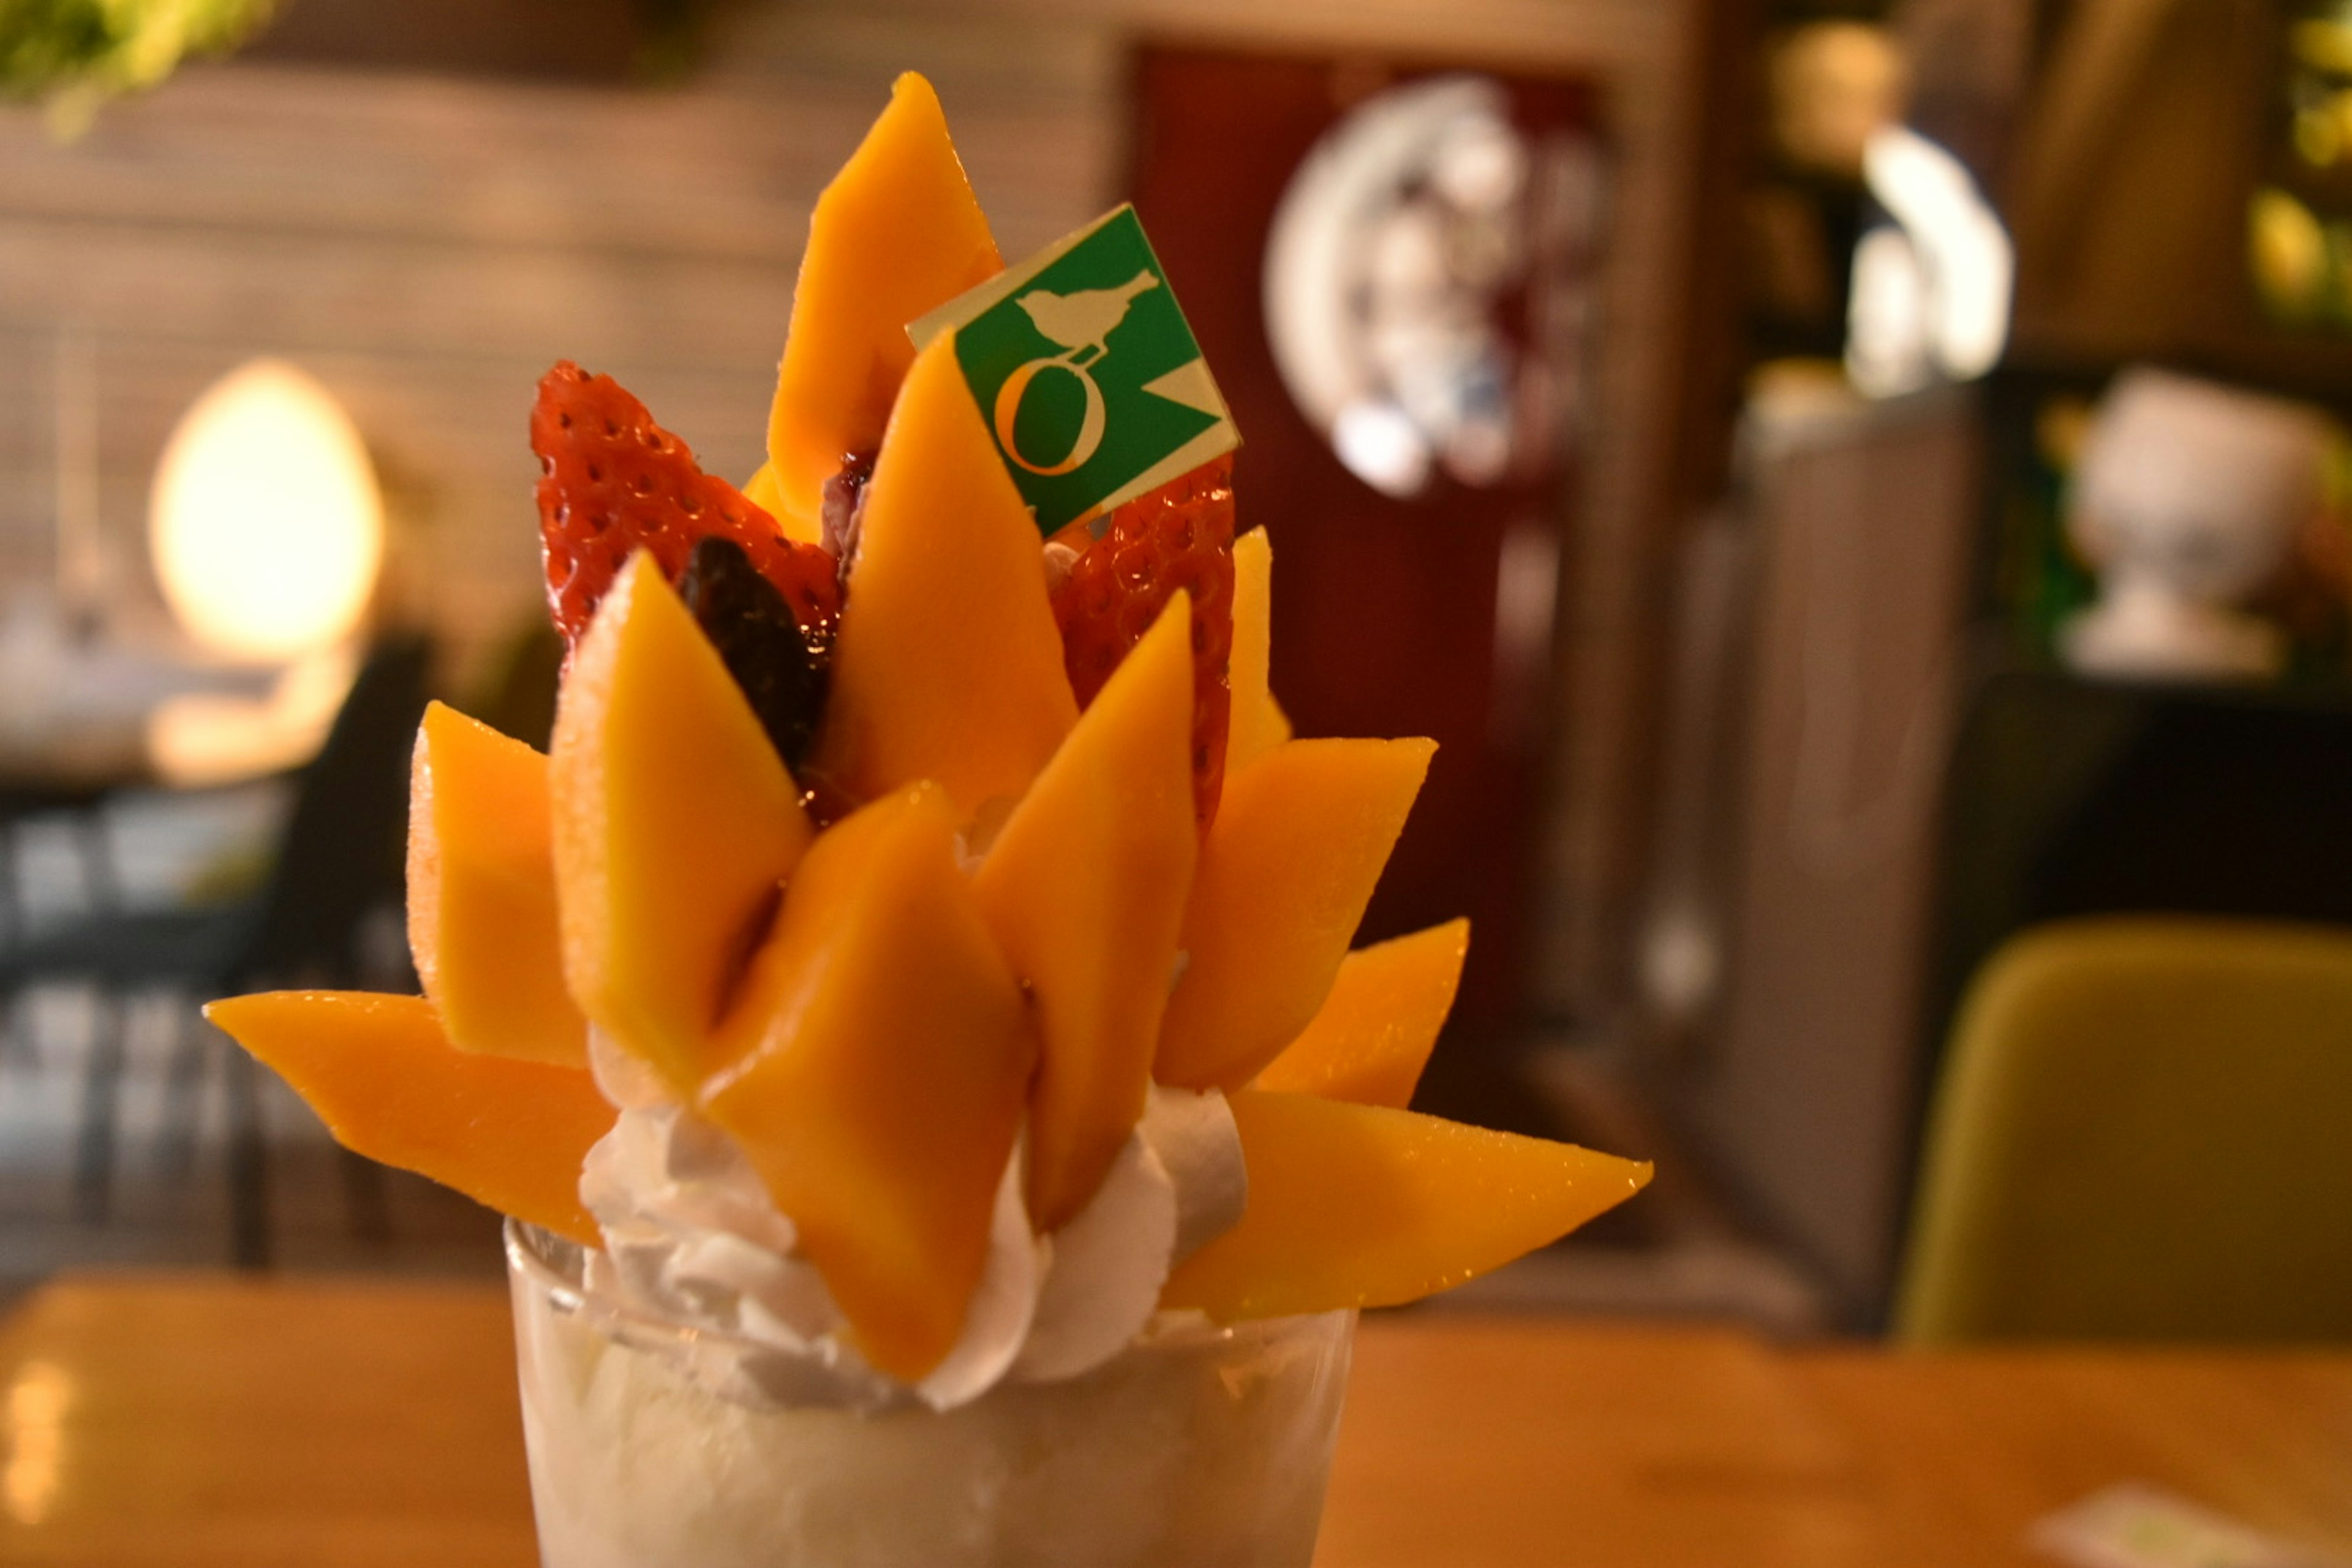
[{"xmin": 575, "ymin": 1072, "xmax": 1246, "ymax": 1414}]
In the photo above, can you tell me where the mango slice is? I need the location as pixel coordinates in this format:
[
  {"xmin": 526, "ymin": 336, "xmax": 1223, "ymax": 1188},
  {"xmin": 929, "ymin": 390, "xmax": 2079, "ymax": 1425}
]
[
  {"xmin": 767, "ymin": 71, "xmax": 1003, "ymax": 531},
  {"xmin": 816, "ymin": 333, "xmax": 1078, "ymax": 818},
  {"xmin": 1227, "ymin": 528, "xmax": 1291, "ymax": 773},
  {"xmin": 206, "ymin": 991, "xmax": 614, "ymax": 1246},
  {"xmin": 739, "ymin": 461, "xmax": 816, "ymax": 545},
  {"xmin": 1155, "ymin": 737, "xmax": 1436, "ymax": 1090},
  {"xmin": 407, "ymin": 703, "xmax": 586, "ymax": 1068},
  {"xmin": 550, "ymin": 553, "xmax": 813, "ymax": 1095},
  {"xmin": 703, "ymin": 783, "xmax": 1036, "ymax": 1383},
  {"xmin": 1161, "ymin": 1091, "xmax": 1651, "ymax": 1322},
  {"xmin": 975, "ymin": 595, "xmax": 1198, "ymax": 1232},
  {"xmin": 1252, "ymin": 918, "xmax": 1469, "ymax": 1109}
]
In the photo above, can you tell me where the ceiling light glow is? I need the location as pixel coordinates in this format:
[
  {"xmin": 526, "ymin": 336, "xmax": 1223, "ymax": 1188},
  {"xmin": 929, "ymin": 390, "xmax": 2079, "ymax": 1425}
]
[{"xmin": 149, "ymin": 358, "xmax": 383, "ymax": 662}]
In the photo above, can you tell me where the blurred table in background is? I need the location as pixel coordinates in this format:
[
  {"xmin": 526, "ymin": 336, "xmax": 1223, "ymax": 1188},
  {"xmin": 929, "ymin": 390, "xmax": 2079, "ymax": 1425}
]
[{"xmin": 2, "ymin": 1276, "xmax": 2347, "ymax": 1567}]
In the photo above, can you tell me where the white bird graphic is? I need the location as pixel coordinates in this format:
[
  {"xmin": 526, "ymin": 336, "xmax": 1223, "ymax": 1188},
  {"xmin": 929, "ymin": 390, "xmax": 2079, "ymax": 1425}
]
[{"xmin": 1016, "ymin": 271, "xmax": 1160, "ymax": 363}]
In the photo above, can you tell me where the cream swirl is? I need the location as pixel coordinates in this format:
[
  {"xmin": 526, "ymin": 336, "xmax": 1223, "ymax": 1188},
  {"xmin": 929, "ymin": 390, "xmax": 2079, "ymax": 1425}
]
[{"xmin": 574, "ymin": 1072, "xmax": 1246, "ymax": 1413}]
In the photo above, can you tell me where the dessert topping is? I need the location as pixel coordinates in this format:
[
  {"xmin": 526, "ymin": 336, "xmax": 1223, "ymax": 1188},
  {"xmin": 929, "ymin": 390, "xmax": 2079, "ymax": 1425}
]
[
  {"xmin": 533, "ymin": 361, "xmax": 841, "ymax": 646},
  {"xmin": 1051, "ymin": 456, "xmax": 1237, "ymax": 827},
  {"xmin": 575, "ymin": 1082, "xmax": 1246, "ymax": 1412},
  {"xmin": 677, "ymin": 537, "xmax": 831, "ymax": 772},
  {"xmin": 819, "ymin": 448, "xmax": 876, "ymax": 572},
  {"xmin": 908, "ymin": 205, "xmax": 1238, "ymax": 536},
  {"xmin": 202, "ymin": 73, "xmax": 1654, "ymax": 1416},
  {"xmin": 766, "ymin": 71, "xmax": 1003, "ymax": 531}
]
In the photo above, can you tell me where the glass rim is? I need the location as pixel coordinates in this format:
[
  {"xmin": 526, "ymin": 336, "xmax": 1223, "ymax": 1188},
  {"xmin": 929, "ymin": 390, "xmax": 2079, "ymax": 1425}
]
[{"xmin": 502, "ymin": 1216, "xmax": 1352, "ymax": 1369}]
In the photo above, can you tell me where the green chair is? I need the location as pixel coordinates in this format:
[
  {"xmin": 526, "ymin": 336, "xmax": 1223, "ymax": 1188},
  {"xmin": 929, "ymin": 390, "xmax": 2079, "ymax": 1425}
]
[{"xmin": 1895, "ymin": 916, "xmax": 2352, "ymax": 1344}]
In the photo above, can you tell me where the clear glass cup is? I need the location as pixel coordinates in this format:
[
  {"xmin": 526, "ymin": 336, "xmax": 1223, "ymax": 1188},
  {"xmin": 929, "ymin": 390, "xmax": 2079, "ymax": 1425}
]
[{"xmin": 505, "ymin": 1219, "xmax": 1355, "ymax": 1568}]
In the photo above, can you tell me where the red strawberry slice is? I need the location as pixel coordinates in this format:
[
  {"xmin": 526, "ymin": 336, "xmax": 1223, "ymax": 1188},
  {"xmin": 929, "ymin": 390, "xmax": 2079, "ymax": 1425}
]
[
  {"xmin": 531, "ymin": 361, "xmax": 842, "ymax": 646},
  {"xmin": 1050, "ymin": 456, "xmax": 1236, "ymax": 829}
]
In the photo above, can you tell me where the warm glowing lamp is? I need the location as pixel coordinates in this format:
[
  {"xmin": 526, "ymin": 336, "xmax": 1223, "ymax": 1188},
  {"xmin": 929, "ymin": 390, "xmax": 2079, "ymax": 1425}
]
[{"xmin": 149, "ymin": 358, "xmax": 384, "ymax": 662}]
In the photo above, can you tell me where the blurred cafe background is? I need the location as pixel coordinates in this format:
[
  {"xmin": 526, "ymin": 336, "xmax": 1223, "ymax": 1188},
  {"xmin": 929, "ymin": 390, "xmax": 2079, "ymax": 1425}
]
[{"xmin": 0, "ymin": 0, "xmax": 2346, "ymax": 1349}]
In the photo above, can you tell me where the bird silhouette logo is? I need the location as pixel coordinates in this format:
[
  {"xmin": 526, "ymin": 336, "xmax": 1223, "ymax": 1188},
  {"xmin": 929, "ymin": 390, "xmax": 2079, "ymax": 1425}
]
[
  {"xmin": 993, "ymin": 270, "xmax": 1161, "ymax": 476},
  {"xmin": 911, "ymin": 203, "xmax": 1237, "ymax": 530},
  {"xmin": 1016, "ymin": 271, "xmax": 1160, "ymax": 364}
]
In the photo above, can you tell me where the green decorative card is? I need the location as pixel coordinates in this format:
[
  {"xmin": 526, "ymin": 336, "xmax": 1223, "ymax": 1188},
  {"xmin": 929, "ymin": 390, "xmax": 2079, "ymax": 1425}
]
[{"xmin": 908, "ymin": 205, "xmax": 1239, "ymax": 533}]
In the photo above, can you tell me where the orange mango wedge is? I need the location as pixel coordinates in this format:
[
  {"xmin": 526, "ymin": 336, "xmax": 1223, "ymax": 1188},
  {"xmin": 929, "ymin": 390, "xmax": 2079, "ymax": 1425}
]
[
  {"xmin": 407, "ymin": 703, "xmax": 586, "ymax": 1068},
  {"xmin": 703, "ymin": 783, "xmax": 1036, "ymax": 1383},
  {"xmin": 206, "ymin": 991, "xmax": 614, "ymax": 1246},
  {"xmin": 1155, "ymin": 737, "xmax": 1436, "ymax": 1091},
  {"xmin": 816, "ymin": 333, "xmax": 1077, "ymax": 818},
  {"xmin": 739, "ymin": 461, "xmax": 813, "ymax": 545},
  {"xmin": 1227, "ymin": 528, "xmax": 1291, "ymax": 773},
  {"xmin": 767, "ymin": 71, "xmax": 1003, "ymax": 532},
  {"xmin": 975, "ymin": 595, "xmax": 1197, "ymax": 1232},
  {"xmin": 1252, "ymin": 918, "xmax": 1469, "ymax": 1109},
  {"xmin": 1161, "ymin": 1090, "xmax": 1651, "ymax": 1322},
  {"xmin": 550, "ymin": 553, "xmax": 812, "ymax": 1095}
]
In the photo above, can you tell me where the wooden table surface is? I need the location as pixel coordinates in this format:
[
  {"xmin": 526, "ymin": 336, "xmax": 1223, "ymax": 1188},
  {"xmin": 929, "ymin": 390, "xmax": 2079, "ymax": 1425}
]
[{"xmin": 2, "ymin": 1275, "xmax": 2348, "ymax": 1567}]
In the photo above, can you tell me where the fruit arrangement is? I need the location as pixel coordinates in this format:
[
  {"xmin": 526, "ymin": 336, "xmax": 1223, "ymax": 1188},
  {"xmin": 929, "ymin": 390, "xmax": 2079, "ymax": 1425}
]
[{"xmin": 208, "ymin": 73, "xmax": 1648, "ymax": 1390}]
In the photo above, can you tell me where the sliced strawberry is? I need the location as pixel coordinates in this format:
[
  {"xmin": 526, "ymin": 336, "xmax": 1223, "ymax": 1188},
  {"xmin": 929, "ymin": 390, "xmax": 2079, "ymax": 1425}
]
[
  {"xmin": 531, "ymin": 361, "xmax": 842, "ymax": 646},
  {"xmin": 1050, "ymin": 456, "xmax": 1236, "ymax": 829}
]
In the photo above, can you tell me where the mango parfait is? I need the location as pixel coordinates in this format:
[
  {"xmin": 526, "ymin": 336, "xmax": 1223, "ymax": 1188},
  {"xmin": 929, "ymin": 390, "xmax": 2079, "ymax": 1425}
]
[{"xmin": 208, "ymin": 72, "xmax": 1650, "ymax": 1568}]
